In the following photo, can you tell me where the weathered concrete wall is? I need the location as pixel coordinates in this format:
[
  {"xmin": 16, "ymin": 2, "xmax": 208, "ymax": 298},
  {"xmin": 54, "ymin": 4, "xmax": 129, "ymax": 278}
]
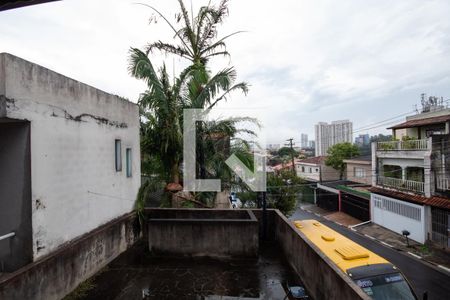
[
  {"xmin": 0, "ymin": 213, "xmax": 140, "ymax": 300},
  {"xmin": 273, "ymin": 210, "xmax": 370, "ymax": 300},
  {"xmin": 345, "ymin": 161, "xmax": 372, "ymax": 185},
  {"xmin": 146, "ymin": 208, "xmax": 259, "ymax": 257},
  {"xmin": 0, "ymin": 53, "xmax": 140, "ymax": 259},
  {"xmin": 0, "ymin": 121, "xmax": 32, "ymax": 271}
]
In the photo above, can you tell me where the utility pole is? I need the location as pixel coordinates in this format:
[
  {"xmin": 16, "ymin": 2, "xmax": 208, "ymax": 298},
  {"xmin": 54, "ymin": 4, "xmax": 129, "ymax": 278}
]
[{"xmin": 285, "ymin": 138, "xmax": 296, "ymax": 174}]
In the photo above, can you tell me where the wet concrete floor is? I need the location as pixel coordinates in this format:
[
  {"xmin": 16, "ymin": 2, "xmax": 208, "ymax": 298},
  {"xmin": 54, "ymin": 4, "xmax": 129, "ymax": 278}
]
[{"xmin": 66, "ymin": 241, "xmax": 307, "ymax": 300}]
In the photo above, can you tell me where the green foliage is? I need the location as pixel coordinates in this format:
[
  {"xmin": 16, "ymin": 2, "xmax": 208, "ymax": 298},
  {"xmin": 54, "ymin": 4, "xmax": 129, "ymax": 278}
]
[
  {"xmin": 237, "ymin": 190, "xmax": 258, "ymax": 208},
  {"xmin": 130, "ymin": 0, "xmax": 256, "ymax": 207},
  {"xmin": 325, "ymin": 142, "xmax": 360, "ymax": 179},
  {"xmin": 378, "ymin": 142, "xmax": 396, "ymax": 150},
  {"xmin": 63, "ymin": 267, "xmax": 108, "ymax": 300},
  {"xmin": 267, "ymin": 170, "xmax": 304, "ymax": 216},
  {"xmin": 135, "ymin": 178, "xmax": 166, "ymax": 224},
  {"xmin": 401, "ymin": 135, "xmax": 417, "ymax": 149},
  {"xmin": 142, "ymin": 0, "xmax": 239, "ymax": 65},
  {"xmin": 62, "ymin": 278, "xmax": 95, "ymax": 300},
  {"xmin": 277, "ymin": 146, "xmax": 298, "ymax": 158},
  {"xmin": 370, "ymin": 134, "xmax": 392, "ymax": 143},
  {"xmin": 268, "ymin": 156, "xmax": 283, "ymax": 166}
]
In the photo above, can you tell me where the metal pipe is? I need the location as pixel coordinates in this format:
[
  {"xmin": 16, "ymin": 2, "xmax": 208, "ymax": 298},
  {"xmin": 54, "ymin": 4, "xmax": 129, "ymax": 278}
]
[
  {"xmin": 349, "ymin": 220, "xmax": 371, "ymax": 229},
  {"xmin": 0, "ymin": 232, "xmax": 15, "ymax": 241}
]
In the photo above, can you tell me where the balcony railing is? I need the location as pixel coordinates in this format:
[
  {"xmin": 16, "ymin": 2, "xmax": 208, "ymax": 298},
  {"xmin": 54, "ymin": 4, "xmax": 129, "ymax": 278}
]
[
  {"xmin": 377, "ymin": 176, "xmax": 424, "ymax": 194},
  {"xmin": 376, "ymin": 139, "xmax": 428, "ymax": 151},
  {"xmin": 436, "ymin": 176, "xmax": 450, "ymax": 191}
]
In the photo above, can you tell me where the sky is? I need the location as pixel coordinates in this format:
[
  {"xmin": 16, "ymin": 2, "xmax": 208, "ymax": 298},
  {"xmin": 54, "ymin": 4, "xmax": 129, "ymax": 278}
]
[{"xmin": 1, "ymin": 0, "xmax": 450, "ymax": 144}]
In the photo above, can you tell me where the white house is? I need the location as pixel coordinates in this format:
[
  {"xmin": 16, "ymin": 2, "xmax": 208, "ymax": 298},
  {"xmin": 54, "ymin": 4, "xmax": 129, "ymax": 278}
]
[
  {"xmin": 370, "ymin": 97, "xmax": 450, "ymax": 246},
  {"xmin": 0, "ymin": 53, "xmax": 140, "ymax": 271},
  {"xmin": 295, "ymin": 156, "xmax": 340, "ymax": 182}
]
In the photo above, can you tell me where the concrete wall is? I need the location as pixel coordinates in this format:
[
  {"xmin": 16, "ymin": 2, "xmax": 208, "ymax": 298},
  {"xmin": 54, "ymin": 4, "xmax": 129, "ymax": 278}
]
[
  {"xmin": 296, "ymin": 163, "xmax": 320, "ymax": 181},
  {"xmin": 345, "ymin": 162, "xmax": 371, "ymax": 185},
  {"xmin": 0, "ymin": 121, "xmax": 32, "ymax": 271},
  {"xmin": 146, "ymin": 208, "xmax": 259, "ymax": 257},
  {"xmin": 0, "ymin": 213, "xmax": 140, "ymax": 300},
  {"xmin": 273, "ymin": 210, "xmax": 370, "ymax": 300},
  {"xmin": 321, "ymin": 164, "xmax": 341, "ymax": 181},
  {"xmin": 0, "ymin": 53, "xmax": 140, "ymax": 259}
]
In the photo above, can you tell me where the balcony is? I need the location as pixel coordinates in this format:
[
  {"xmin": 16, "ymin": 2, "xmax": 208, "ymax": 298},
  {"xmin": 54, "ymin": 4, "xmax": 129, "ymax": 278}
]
[
  {"xmin": 377, "ymin": 175, "xmax": 424, "ymax": 194},
  {"xmin": 436, "ymin": 176, "xmax": 450, "ymax": 191},
  {"xmin": 376, "ymin": 139, "xmax": 428, "ymax": 151}
]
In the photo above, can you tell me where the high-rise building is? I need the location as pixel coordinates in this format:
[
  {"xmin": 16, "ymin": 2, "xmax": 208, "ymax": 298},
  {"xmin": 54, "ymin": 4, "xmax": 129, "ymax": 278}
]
[
  {"xmin": 309, "ymin": 140, "xmax": 315, "ymax": 148},
  {"xmin": 315, "ymin": 120, "xmax": 353, "ymax": 156},
  {"xmin": 355, "ymin": 134, "xmax": 370, "ymax": 146},
  {"xmin": 300, "ymin": 133, "xmax": 308, "ymax": 148}
]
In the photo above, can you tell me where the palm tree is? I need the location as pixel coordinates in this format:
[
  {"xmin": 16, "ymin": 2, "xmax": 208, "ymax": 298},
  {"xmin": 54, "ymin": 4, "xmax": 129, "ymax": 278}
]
[
  {"xmin": 129, "ymin": 48, "xmax": 189, "ymax": 184},
  {"xmin": 199, "ymin": 116, "xmax": 258, "ymax": 185},
  {"xmin": 130, "ymin": 0, "xmax": 254, "ymax": 208},
  {"xmin": 140, "ymin": 0, "xmax": 240, "ymax": 66}
]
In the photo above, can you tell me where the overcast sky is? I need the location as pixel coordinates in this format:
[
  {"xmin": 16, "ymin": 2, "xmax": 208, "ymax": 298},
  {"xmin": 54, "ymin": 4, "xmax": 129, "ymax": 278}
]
[{"xmin": 1, "ymin": 0, "xmax": 449, "ymax": 144}]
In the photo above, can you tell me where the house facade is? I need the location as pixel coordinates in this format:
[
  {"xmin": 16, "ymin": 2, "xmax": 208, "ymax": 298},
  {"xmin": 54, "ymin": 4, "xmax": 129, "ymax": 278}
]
[
  {"xmin": 370, "ymin": 98, "xmax": 450, "ymax": 246},
  {"xmin": 0, "ymin": 53, "xmax": 140, "ymax": 271},
  {"xmin": 295, "ymin": 156, "xmax": 341, "ymax": 182},
  {"xmin": 343, "ymin": 155, "xmax": 372, "ymax": 185}
]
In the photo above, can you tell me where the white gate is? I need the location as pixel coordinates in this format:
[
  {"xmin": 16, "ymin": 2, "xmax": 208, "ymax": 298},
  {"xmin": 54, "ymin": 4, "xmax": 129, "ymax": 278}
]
[{"xmin": 371, "ymin": 193, "xmax": 426, "ymax": 243}]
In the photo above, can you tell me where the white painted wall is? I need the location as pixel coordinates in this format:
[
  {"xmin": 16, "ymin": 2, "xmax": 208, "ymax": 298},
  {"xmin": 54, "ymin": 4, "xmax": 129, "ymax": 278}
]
[
  {"xmin": 296, "ymin": 163, "xmax": 320, "ymax": 181},
  {"xmin": 1, "ymin": 53, "xmax": 140, "ymax": 259},
  {"xmin": 371, "ymin": 193, "xmax": 426, "ymax": 243}
]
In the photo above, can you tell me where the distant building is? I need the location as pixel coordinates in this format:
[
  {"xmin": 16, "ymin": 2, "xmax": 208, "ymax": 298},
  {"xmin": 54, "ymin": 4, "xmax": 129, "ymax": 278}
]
[
  {"xmin": 267, "ymin": 143, "xmax": 281, "ymax": 151},
  {"xmin": 355, "ymin": 134, "xmax": 370, "ymax": 146},
  {"xmin": 308, "ymin": 140, "xmax": 315, "ymax": 149},
  {"xmin": 295, "ymin": 156, "xmax": 340, "ymax": 182},
  {"xmin": 315, "ymin": 120, "xmax": 353, "ymax": 156},
  {"xmin": 300, "ymin": 133, "xmax": 308, "ymax": 148}
]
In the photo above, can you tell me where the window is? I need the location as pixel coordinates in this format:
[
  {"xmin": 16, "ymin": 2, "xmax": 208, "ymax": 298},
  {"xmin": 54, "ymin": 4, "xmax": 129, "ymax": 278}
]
[
  {"xmin": 126, "ymin": 148, "xmax": 132, "ymax": 177},
  {"xmin": 309, "ymin": 167, "xmax": 312, "ymax": 173},
  {"xmin": 115, "ymin": 139, "xmax": 122, "ymax": 171},
  {"xmin": 301, "ymin": 166, "xmax": 305, "ymax": 172},
  {"xmin": 354, "ymin": 167, "xmax": 365, "ymax": 178}
]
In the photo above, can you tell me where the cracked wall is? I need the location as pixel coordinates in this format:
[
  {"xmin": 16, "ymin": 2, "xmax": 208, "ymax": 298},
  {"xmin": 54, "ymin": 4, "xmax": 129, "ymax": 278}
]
[{"xmin": 0, "ymin": 52, "xmax": 141, "ymax": 260}]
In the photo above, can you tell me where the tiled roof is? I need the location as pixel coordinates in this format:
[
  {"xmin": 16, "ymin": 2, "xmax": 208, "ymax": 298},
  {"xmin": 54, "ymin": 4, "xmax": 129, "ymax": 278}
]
[
  {"xmin": 343, "ymin": 155, "xmax": 371, "ymax": 162},
  {"xmin": 369, "ymin": 187, "xmax": 450, "ymax": 210},
  {"xmin": 297, "ymin": 156, "xmax": 327, "ymax": 165},
  {"xmin": 273, "ymin": 159, "xmax": 300, "ymax": 171},
  {"xmin": 387, "ymin": 114, "xmax": 450, "ymax": 130}
]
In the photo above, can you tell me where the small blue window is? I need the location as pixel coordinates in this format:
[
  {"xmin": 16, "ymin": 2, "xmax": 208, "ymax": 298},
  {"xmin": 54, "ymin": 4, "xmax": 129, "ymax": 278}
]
[{"xmin": 126, "ymin": 148, "xmax": 132, "ymax": 177}]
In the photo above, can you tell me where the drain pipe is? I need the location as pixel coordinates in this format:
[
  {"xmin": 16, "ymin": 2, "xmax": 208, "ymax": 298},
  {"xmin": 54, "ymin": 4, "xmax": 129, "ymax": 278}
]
[
  {"xmin": 349, "ymin": 220, "xmax": 371, "ymax": 229},
  {"xmin": 0, "ymin": 232, "xmax": 15, "ymax": 241}
]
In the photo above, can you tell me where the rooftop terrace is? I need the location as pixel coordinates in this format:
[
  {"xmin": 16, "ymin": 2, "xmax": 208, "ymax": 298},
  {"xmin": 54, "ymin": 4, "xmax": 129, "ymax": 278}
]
[
  {"xmin": 65, "ymin": 241, "xmax": 301, "ymax": 299},
  {"xmin": 0, "ymin": 209, "xmax": 370, "ymax": 300}
]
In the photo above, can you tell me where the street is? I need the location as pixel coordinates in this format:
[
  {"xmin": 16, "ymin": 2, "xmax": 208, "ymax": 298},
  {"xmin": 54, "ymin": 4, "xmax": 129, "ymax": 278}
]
[{"xmin": 290, "ymin": 206, "xmax": 450, "ymax": 300}]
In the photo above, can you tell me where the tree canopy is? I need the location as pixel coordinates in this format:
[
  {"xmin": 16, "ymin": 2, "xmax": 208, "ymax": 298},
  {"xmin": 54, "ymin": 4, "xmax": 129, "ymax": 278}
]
[
  {"xmin": 325, "ymin": 142, "xmax": 360, "ymax": 179},
  {"xmin": 277, "ymin": 146, "xmax": 298, "ymax": 158},
  {"xmin": 130, "ymin": 0, "xmax": 254, "ymax": 210}
]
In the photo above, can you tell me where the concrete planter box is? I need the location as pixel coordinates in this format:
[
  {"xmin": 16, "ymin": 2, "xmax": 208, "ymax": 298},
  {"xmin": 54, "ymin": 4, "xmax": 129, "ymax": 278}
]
[{"xmin": 146, "ymin": 208, "xmax": 259, "ymax": 258}]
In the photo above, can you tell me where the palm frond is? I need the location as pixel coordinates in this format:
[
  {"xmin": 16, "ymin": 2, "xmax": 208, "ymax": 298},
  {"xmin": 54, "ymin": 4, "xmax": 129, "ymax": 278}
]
[{"xmin": 207, "ymin": 81, "xmax": 249, "ymax": 109}]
